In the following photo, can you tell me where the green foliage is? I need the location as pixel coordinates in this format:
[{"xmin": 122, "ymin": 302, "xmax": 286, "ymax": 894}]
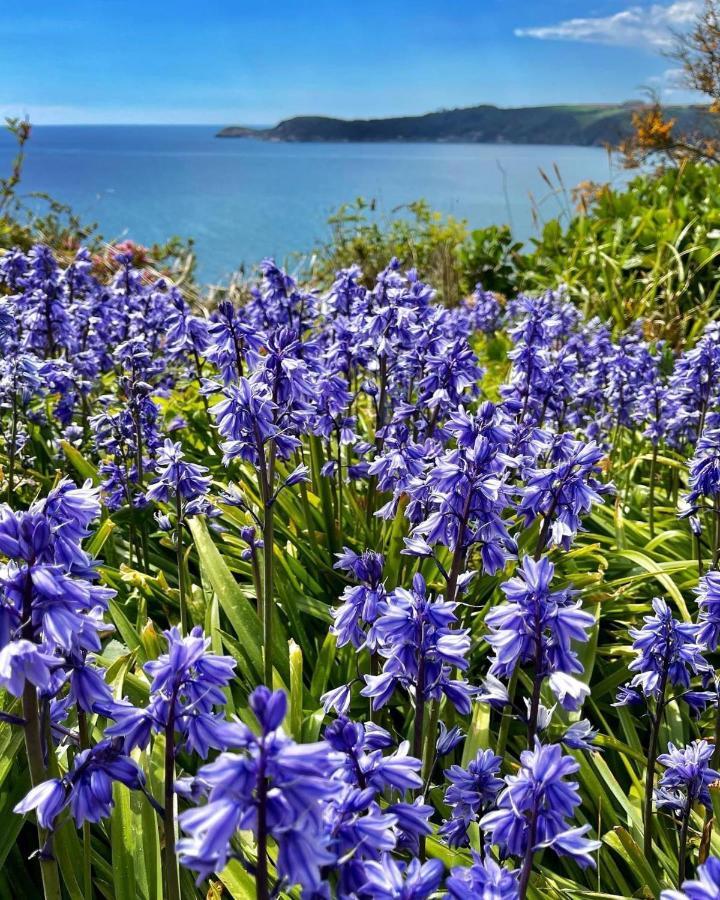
[
  {"xmin": 518, "ymin": 163, "xmax": 720, "ymax": 340},
  {"xmin": 458, "ymin": 224, "xmax": 523, "ymax": 296},
  {"xmin": 312, "ymin": 197, "xmax": 469, "ymax": 301}
]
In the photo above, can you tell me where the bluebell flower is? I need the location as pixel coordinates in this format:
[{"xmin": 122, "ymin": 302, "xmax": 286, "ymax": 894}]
[
  {"xmin": 405, "ymin": 403, "xmax": 517, "ymax": 576},
  {"xmin": 464, "ymin": 284, "xmax": 503, "ymax": 335},
  {"xmin": 165, "ymin": 291, "xmax": 210, "ymax": 358},
  {"xmin": 0, "ymin": 639, "xmax": 60, "ymax": 696},
  {"xmin": 210, "ymin": 375, "xmax": 302, "ymax": 464},
  {"xmin": 562, "ymin": 719, "xmax": 599, "ymax": 752},
  {"xmin": 320, "ymin": 787, "xmax": 399, "ymax": 894},
  {"xmin": 686, "ymin": 428, "xmax": 720, "ymax": 508},
  {"xmin": 146, "ymin": 439, "xmax": 212, "ymax": 505},
  {"xmin": 440, "ymin": 748, "xmax": 503, "ymax": 848},
  {"xmin": 318, "ymin": 716, "xmax": 429, "ymax": 892},
  {"xmin": 331, "ymin": 548, "xmax": 387, "ymax": 649},
  {"xmin": 324, "ymin": 717, "xmax": 423, "ymax": 794},
  {"xmin": 436, "ymin": 722, "xmax": 464, "ymax": 756},
  {"xmin": 661, "ymin": 858, "xmax": 720, "ymax": 900},
  {"xmin": 695, "ymin": 571, "xmax": 720, "ymax": 650},
  {"xmin": 387, "ymin": 797, "xmax": 434, "ymax": 854},
  {"xmin": 446, "ymin": 854, "xmax": 519, "ymax": 899},
  {"xmin": 0, "ymin": 487, "xmax": 115, "ymax": 701},
  {"xmin": 477, "ymin": 673, "xmax": 510, "ymax": 710},
  {"xmin": 205, "ymin": 299, "xmax": 263, "ymax": 382},
  {"xmin": 14, "ymin": 738, "xmax": 146, "ymax": 829},
  {"xmin": 518, "ymin": 438, "xmax": 610, "ymax": 553},
  {"xmin": 106, "ymin": 625, "xmax": 237, "ymax": 758},
  {"xmin": 616, "ymin": 598, "xmax": 706, "ymax": 706},
  {"xmin": 481, "ymin": 741, "xmax": 600, "ymax": 868},
  {"xmin": 361, "ymin": 573, "xmax": 474, "ymax": 716},
  {"xmin": 177, "ymin": 686, "xmax": 339, "ymax": 892},
  {"xmin": 485, "ymin": 556, "xmax": 594, "ymax": 712},
  {"xmin": 655, "ymin": 740, "xmax": 719, "ymax": 814},
  {"xmin": 665, "ymin": 323, "xmax": 720, "ymax": 448},
  {"xmin": 358, "ymin": 854, "xmax": 444, "ymax": 900}
]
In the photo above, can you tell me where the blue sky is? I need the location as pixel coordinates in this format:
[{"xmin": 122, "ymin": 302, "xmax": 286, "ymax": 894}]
[{"xmin": 0, "ymin": 0, "xmax": 705, "ymax": 124}]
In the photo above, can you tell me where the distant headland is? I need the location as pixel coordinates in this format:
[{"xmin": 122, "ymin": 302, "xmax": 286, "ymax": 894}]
[{"xmin": 217, "ymin": 102, "xmax": 711, "ymax": 147}]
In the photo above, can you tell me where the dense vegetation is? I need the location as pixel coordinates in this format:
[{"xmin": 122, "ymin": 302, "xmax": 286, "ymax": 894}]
[{"xmin": 4, "ymin": 122, "xmax": 720, "ymax": 900}]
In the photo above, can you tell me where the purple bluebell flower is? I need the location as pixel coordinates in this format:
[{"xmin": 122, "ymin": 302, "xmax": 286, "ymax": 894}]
[
  {"xmin": 661, "ymin": 858, "xmax": 720, "ymax": 900},
  {"xmin": 686, "ymin": 428, "xmax": 720, "ymax": 509},
  {"xmin": 436, "ymin": 722, "xmax": 464, "ymax": 756},
  {"xmin": 655, "ymin": 740, "xmax": 719, "ymax": 814},
  {"xmin": 481, "ymin": 741, "xmax": 600, "ymax": 873},
  {"xmin": 0, "ymin": 485, "xmax": 115, "ymax": 701},
  {"xmin": 696, "ymin": 570, "xmax": 720, "ymax": 651},
  {"xmin": 210, "ymin": 375, "xmax": 302, "ymax": 464},
  {"xmin": 90, "ymin": 370, "xmax": 164, "ymax": 512},
  {"xmin": 324, "ymin": 717, "xmax": 423, "ymax": 793},
  {"xmin": 318, "ymin": 716, "xmax": 429, "ymax": 892},
  {"xmin": 405, "ymin": 403, "xmax": 517, "ymax": 577},
  {"xmin": 177, "ymin": 686, "xmax": 339, "ymax": 892},
  {"xmin": 561, "ymin": 719, "xmax": 599, "ymax": 752},
  {"xmin": 361, "ymin": 573, "xmax": 474, "ymax": 719},
  {"xmin": 358, "ymin": 854, "xmax": 444, "ymax": 900},
  {"xmin": 0, "ymin": 639, "xmax": 60, "ymax": 696},
  {"xmin": 331, "ymin": 548, "xmax": 387, "ymax": 649},
  {"xmin": 440, "ymin": 748, "xmax": 503, "ymax": 848},
  {"xmin": 518, "ymin": 437, "xmax": 610, "ymax": 553},
  {"xmin": 205, "ymin": 300, "xmax": 263, "ymax": 382},
  {"xmin": 14, "ymin": 738, "xmax": 146, "ymax": 829},
  {"xmin": 146, "ymin": 439, "xmax": 212, "ymax": 505},
  {"xmin": 616, "ymin": 598, "xmax": 706, "ymax": 706},
  {"xmin": 446, "ymin": 854, "xmax": 519, "ymax": 899},
  {"xmin": 665, "ymin": 323, "xmax": 720, "ymax": 448},
  {"xmin": 106, "ymin": 626, "xmax": 237, "ymax": 758},
  {"xmin": 319, "ymin": 787, "xmax": 399, "ymax": 894},
  {"xmin": 463, "ymin": 284, "xmax": 502, "ymax": 335},
  {"xmin": 485, "ymin": 556, "xmax": 594, "ymax": 725}
]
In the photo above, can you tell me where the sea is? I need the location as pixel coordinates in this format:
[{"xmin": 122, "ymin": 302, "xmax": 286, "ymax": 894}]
[{"xmin": 0, "ymin": 124, "xmax": 632, "ymax": 284}]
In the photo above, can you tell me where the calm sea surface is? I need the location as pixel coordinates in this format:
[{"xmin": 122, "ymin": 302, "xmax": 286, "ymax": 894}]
[{"xmin": 0, "ymin": 125, "xmax": 630, "ymax": 283}]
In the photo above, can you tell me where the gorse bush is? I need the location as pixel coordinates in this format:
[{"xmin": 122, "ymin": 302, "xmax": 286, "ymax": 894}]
[{"xmin": 1, "ymin": 241, "xmax": 720, "ymax": 900}]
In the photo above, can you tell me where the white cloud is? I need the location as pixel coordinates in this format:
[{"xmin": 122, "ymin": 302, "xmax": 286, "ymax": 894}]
[
  {"xmin": 646, "ymin": 65, "xmax": 707, "ymax": 100},
  {"xmin": 647, "ymin": 65, "xmax": 684, "ymax": 86},
  {"xmin": 515, "ymin": 1, "xmax": 700, "ymax": 49}
]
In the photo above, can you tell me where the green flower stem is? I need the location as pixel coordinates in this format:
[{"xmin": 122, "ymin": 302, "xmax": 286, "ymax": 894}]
[
  {"xmin": 175, "ymin": 494, "xmax": 188, "ymax": 634},
  {"xmin": 21, "ymin": 683, "xmax": 62, "ymax": 900},
  {"xmin": 78, "ymin": 710, "xmax": 93, "ymax": 900}
]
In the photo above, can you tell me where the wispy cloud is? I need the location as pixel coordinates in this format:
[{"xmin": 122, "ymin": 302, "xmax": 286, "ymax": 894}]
[{"xmin": 515, "ymin": 1, "xmax": 700, "ymax": 50}]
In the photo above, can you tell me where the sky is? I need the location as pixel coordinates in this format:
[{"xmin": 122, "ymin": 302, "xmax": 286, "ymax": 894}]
[{"xmin": 0, "ymin": 0, "xmax": 707, "ymax": 125}]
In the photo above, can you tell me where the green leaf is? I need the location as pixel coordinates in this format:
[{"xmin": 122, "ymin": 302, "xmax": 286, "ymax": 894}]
[
  {"xmin": 110, "ymin": 784, "xmax": 138, "ymax": 900},
  {"xmin": 288, "ymin": 639, "xmax": 303, "ymax": 741},
  {"xmin": 59, "ymin": 440, "xmax": 99, "ymax": 483},
  {"xmin": 218, "ymin": 858, "xmax": 256, "ymax": 899},
  {"xmin": 108, "ymin": 598, "xmax": 145, "ymax": 658},
  {"xmin": 616, "ymin": 549, "xmax": 691, "ymax": 620},
  {"xmin": 462, "ymin": 702, "xmax": 490, "ymax": 766},
  {"xmin": 603, "ymin": 827, "xmax": 662, "ymax": 896},
  {"xmin": 310, "ymin": 632, "xmax": 337, "ymax": 701},
  {"xmin": 189, "ymin": 517, "xmax": 264, "ymax": 683}
]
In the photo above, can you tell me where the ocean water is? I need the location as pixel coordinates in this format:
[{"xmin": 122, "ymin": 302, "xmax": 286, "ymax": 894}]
[{"xmin": 0, "ymin": 125, "xmax": 630, "ymax": 283}]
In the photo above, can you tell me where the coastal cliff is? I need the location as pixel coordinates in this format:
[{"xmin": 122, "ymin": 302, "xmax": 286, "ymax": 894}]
[{"xmin": 217, "ymin": 103, "xmax": 712, "ymax": 146}]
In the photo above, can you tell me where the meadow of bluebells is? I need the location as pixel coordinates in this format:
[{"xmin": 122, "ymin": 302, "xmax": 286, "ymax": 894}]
[{"xmin": 2, "ymin": 245, "xmax": 720, "ymax": 899}]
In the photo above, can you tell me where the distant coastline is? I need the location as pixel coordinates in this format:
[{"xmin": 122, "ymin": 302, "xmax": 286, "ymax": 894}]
[{"xmin": 217, "ymin": 102, "xmax": 712, "ymax": 147}]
